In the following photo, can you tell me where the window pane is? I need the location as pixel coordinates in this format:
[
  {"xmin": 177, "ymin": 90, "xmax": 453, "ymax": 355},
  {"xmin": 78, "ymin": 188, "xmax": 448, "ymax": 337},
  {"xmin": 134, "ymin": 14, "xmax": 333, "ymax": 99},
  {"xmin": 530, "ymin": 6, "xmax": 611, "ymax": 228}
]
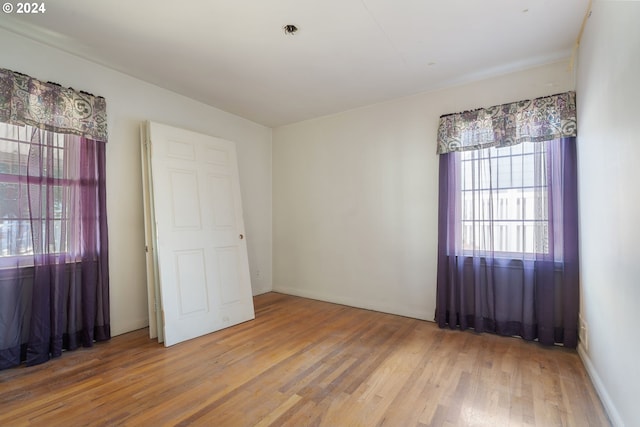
[
  {"xmin": 462, "ymin": 160, "xmax": 473, "ymax": 190},
  {"xmin": 510, "ymin": 144, "xmax": 524, "ymax": 155},
  {"xmin": 512, "ymin": 155, "xmax": 523, "ymax": 187},
  {"xmin": 497, "ymin": 155, "xmax": 511, "ymax": 188},
  {"xmin": 522, "ymin": 154, "xmax": 535, "ymax": 187},
  {"xmin": 477, "ymin": 157, "xmax": 493, "ymax": 189},
  {"xmin": 521, "ymin": 142, "xmax": 535, "ymax": 154},
  {"xmin": 0, "ymin": 219, "xmax": 32, "ymax": 256}
]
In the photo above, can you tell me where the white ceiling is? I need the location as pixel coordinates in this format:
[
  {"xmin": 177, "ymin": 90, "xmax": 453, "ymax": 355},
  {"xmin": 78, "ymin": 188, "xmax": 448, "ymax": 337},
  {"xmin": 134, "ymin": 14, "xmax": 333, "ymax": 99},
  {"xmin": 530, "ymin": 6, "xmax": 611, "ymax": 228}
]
[{"xmin": 0, "ymin": 0, "xmax": 588, "ymax": 127}]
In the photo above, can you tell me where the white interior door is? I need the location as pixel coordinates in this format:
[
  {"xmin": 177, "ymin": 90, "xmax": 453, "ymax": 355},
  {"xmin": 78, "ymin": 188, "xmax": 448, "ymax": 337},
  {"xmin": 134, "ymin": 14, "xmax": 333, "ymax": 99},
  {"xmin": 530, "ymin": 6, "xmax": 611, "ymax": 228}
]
[
  {"xmin": 140, "ymin": 125, "xmax": 162, "ymax": 341},
  {"xmin": 143, "ymin": 121, "xmax": 255, "ymax": 347}
]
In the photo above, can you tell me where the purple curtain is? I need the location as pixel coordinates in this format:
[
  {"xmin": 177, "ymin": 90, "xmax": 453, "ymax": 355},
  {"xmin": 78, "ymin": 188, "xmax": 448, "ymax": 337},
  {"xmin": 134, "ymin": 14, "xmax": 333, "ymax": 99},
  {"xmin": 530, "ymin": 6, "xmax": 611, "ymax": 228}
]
[
  {"xmin": 0, "ymin": 128, "xmax": 110, "ymax": 370},
  {"xmin": 435, "ymin": 137, "xmax": 579, "ymax": 347}
]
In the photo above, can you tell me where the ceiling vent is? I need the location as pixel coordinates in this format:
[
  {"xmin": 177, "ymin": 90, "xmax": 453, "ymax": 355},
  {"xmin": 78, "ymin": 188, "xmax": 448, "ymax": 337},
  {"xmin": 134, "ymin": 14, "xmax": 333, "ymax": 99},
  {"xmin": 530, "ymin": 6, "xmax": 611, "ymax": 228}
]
[{"xmin": 283, "ymin": 25, "xmax": 298, "ymax": 35}]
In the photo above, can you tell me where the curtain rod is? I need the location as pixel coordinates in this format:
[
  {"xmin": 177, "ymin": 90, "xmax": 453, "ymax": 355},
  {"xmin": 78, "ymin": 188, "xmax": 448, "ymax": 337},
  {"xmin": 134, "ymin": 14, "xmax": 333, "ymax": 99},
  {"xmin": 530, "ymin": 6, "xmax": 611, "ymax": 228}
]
[
  {"xmin": 46, "ymin": 80, "xmax": 99, "ymax": 98},
  {"xmin": 438, "ymin": 91, "xmax": 574, "ymax": 119},
  {"xmin": 6, "ymin": 68, "xmax": 101, "ymax": 99}
]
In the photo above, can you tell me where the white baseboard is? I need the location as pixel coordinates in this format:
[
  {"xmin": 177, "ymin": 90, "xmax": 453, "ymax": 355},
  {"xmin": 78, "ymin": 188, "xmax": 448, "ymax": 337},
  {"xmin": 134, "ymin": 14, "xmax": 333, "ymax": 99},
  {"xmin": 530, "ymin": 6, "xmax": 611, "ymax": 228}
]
[
  {"xmin": 272, "ymin": 285, "xmax": 431, "ymax": 322},
  {"xmin": 578, "ymin": 343, "xmax": 624, "ymax": 427}
]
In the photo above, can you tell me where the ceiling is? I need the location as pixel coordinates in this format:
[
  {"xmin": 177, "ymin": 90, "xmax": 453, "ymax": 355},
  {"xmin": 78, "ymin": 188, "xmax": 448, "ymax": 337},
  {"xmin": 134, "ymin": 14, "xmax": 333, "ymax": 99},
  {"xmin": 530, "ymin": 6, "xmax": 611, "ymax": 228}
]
[{"xmin": 0, "ymin": 0, "xmax": 588, "ymax": 127}]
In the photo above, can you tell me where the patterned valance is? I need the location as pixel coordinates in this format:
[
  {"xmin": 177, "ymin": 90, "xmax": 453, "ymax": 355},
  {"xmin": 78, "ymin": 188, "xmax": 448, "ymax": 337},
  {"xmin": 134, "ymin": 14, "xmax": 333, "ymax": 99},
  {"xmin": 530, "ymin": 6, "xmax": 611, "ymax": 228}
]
[
  {"xmin": 0, "ymin": 68, "xmax": 107, "ymax": 142},
  {"xmin": 437, "ymin": 91, "xmax": 576, "ymax": 154}
]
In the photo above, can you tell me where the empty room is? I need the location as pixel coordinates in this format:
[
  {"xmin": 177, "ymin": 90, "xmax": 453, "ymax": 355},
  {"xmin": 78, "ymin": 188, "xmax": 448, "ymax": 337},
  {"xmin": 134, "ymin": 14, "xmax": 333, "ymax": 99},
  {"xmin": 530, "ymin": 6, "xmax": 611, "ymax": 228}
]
[{"xmin": 0, "ymin": 1, "xmax": 638, "ymax": 426}]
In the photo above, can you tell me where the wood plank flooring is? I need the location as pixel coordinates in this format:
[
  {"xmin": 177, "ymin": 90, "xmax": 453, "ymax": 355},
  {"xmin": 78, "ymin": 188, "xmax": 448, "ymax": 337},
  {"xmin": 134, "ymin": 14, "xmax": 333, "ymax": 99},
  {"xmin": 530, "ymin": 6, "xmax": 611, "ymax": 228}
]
[{"xmin": 0, "ymin": 292, "xmax": 610, "ymax": 426}]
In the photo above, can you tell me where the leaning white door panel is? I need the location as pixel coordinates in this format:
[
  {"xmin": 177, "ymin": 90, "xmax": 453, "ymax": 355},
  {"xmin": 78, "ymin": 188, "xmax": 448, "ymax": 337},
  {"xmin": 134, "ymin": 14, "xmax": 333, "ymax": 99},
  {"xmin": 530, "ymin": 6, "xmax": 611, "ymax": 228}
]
[{"xmin": 144, "ymin": 121, "xmax": 254, "ymax": 347}]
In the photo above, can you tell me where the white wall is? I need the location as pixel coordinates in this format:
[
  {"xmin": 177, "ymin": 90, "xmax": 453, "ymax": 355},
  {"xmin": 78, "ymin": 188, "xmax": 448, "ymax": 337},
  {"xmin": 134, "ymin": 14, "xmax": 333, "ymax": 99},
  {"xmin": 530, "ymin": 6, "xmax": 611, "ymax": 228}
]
[
  {"xmin": 576, "ymin": 2, "xmax": 640, "ymax": 426},
  {"xmin": 273, "ymin": 61, "xmax": 574, "ymax": 320},
  {"xmin": 0, "ymin": 28, "xmax": 273, "ymax": 336}
]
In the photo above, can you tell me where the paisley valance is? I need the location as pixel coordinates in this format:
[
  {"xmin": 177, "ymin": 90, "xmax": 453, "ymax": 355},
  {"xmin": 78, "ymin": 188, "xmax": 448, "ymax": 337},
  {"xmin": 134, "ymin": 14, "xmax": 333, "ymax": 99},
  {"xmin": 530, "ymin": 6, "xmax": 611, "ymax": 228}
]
[
  {"xmin": 0, "ymin": 68, "xmax": 107, "ymax": 142},
  {"xmin": 437, "ymin": 91, "xmax": 576, "ymax": 154}
]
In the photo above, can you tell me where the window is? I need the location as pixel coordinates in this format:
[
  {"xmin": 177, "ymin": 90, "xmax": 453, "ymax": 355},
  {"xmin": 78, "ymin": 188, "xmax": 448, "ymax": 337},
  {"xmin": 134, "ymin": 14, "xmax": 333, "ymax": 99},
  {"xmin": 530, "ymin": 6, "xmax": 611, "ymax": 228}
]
[
  {"xmin": 1, "ymin": 67, "xmax": 110, "ymax": 370},
  {"xmin": 459, "ymin": 141, "xmax": 549, "ymax": 256},
  {"xmin": 0, "ymin": 124, "xmax": 80, "ymax": 260},
  {"xmin": 436, "ymin": 92, "xmax": 579, "ymax": 347}
]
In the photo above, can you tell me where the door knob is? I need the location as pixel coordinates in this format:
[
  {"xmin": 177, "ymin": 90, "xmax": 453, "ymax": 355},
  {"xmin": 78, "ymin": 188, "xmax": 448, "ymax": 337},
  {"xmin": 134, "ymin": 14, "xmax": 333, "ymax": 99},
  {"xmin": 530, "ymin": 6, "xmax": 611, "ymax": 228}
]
[{"xmin": 239, "ymin": 234, "xmax": 244, "ymax": 240}]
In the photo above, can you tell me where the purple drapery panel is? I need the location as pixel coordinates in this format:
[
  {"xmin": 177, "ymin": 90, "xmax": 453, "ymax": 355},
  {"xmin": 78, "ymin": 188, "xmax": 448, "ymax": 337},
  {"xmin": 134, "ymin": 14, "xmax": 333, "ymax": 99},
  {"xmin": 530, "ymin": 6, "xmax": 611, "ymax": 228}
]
[
  {"xmin": 0, "ymin": 69, "xmax": 109, "ymax": 370},
  {"xmin": 0, "ymin": 130, "xmax": 110, "ymax": 370},
  {"xmin": 435, "ymin": 137, "xmax": 579, "ymax": 347}
]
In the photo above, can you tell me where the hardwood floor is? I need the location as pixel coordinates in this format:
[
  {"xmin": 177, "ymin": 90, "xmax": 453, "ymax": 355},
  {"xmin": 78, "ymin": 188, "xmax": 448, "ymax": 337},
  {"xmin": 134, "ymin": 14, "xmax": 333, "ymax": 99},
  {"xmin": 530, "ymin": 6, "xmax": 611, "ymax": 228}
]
[{"xmin": 0, "ymin": 292, "xmax": 609, "ymax": 426}]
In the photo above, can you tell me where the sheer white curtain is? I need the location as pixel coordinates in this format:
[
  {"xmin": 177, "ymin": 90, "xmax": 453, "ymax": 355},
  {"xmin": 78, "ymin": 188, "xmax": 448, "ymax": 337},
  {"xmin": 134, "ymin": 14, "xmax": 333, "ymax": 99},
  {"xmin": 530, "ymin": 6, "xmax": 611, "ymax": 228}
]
[{"xmin": 457, "ymin": 141, "xmax": 552, "ymax": 260}]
